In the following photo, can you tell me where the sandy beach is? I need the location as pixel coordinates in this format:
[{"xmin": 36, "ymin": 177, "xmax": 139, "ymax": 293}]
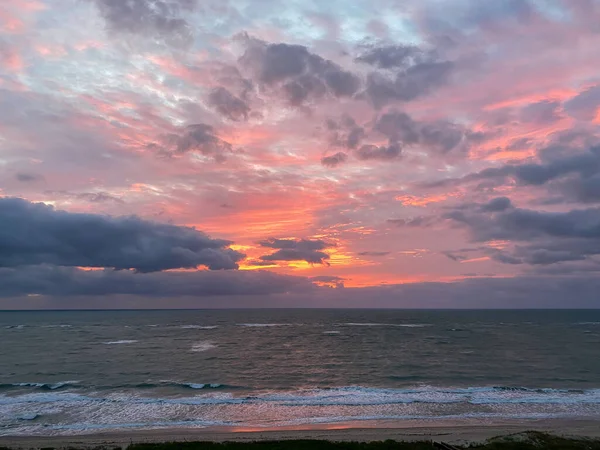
[{"xmin": 2, "ymin": 419, "xmax": 600, "ymax": 449}]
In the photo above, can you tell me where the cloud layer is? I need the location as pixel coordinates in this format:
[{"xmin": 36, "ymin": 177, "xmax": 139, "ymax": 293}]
[
  {"xmin": 0, "ymin": 198, "xmax": 243, "ymax": 272},
  {"xmin": 2, "ymin": 0, "xmax": 600, "ymax": 307}
]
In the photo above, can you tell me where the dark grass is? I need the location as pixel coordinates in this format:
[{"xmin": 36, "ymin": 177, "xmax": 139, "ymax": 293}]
[{"xmin": 3, "ymin": 433, "xmax": 600, "ymax": 450}]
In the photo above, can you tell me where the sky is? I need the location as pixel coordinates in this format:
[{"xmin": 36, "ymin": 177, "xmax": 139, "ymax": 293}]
[{"xmin": 2, "ymin": 0, "xmax": 600, "ymax": 309}]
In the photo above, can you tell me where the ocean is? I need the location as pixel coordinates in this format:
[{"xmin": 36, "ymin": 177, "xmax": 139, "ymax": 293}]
[{"xmin": 1, "ymin": 309, "xmax": 600, "ymax": 436}]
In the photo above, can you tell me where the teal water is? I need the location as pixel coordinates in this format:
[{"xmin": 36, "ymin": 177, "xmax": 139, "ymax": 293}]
[{"xmin": 1, "ymin": 310, "xmax": 600, "ymax": 435}]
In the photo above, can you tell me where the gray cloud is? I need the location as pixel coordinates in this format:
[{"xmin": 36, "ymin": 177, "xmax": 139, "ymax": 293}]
[
  {"xmin": 208, "ymin": 87, "xmax": 250, "ymax": 121},
  {"xmin": 362, "ymin": 60, "xmax": 453, "ymax": 109},
  {"xmin": 564, "ymin": 85, "xmax": 600, "ymax": 121},
  {"xmin": 15, "ymin": 172, "xmax": 43, "ymax": 182},
  {"xmin": 239, "ymin": 38, "xmax": 360, "ymax": 106},
  {"xmin": 519, "ymin": 100, "xmax": 562, "ymax": 124},
  {"xmin": 0, "ymin": 197, "xmax": 243, "ymax": 272},
  {"xmin": 0, "ymin": 265, "xmax": 311, "ymax": 298},
  {"xmin": 356, "ymin": 142, "xmax": 402, "ymax": 161},
  {"xmin": 357, "ymin": 251, "xmax": 390, "ymax": 256},
  {"xmin": 154, "ymin": 124, "xmax": 233, "ymax": 161},
  {"xmin": 258, "ymin": 238, "xmax": 335, "ymax": 265},
  {"xmin": 374, "ymin": 111, "xmax": 420, "ymax": 144},
  {"xmin": 92, "ymin": 0, "xmax": 197, "ymax": 47},
  {"xmin": 326, "ymin": 115, "xmax": 365, "ymax": 149},
  {"xmin": 356, "ymin": 44, "xmax": 433, "ymax": 69},
  {"xmin": 310, "ymin": 275, "xmax": 345, "ymax": 288},
  {"xmin": 4, "ymin": 270, "xmax": 600, "ymax": 308},
  {"xmin": 321, "ymin": 152, "xmax": 348, "ymax": 167},
  {"xmin": 445, "ymin": 198, "xmax": 600, "ymax": 266},
  {"xmin": 45, "ymin": 191, "xmax": 125, "ymax": 204},
  {"xmin": 387, "ymin": 216, "xmax": 436, "ymax": 227},
  {"xmin": 373, "ymin": 110, "xmax": 469, "ymax": 157},
  {"xmin": 429, "ymin": 145, "xmax": 600, "ymax": 203}
]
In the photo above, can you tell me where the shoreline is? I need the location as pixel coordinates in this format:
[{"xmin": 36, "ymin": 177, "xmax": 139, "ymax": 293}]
[{"xmin": 2, "ymin": 419, "xmax": 600, "ymax": 449}]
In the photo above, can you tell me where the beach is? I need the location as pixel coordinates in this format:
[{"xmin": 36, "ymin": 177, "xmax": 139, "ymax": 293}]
[{"xmin": 2, "ymin": 419, "xmax": 600, "ymax": 449}]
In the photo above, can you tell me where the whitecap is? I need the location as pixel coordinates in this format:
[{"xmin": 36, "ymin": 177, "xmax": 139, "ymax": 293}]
[
  {"xmin": 238, "ymin": 323, "xmax": 292, "ymax": 327},
  {"xmin": 191, "ymin": 341, "xmax": 216, "ymax": 352},
  {"xmin": 103, "ymin": 340, "xmax": 138, "ymax": 345},
  {"xmin": 180, "ymin": 325, "xmax": 219, "ymax": 329},
  {"xmin": 341, "ymin": 323, "xmax": 431, "ymax": 327}
]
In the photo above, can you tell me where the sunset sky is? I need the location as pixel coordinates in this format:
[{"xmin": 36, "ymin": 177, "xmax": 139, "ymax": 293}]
[{"xmin": 2, "ymin": 0, "xmax": 600, "ymax": 308}]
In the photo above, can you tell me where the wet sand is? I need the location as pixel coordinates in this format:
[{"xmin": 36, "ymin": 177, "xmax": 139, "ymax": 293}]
[{"xmin": 2, "ymin": 419, "xmax": 600, "ymax": 449}]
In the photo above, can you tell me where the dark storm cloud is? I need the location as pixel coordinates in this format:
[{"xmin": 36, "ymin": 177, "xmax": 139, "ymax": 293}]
[
  {"xmin": 424, "ymin": 146, "xmax": 600, "ymax": 203},
  {"xmin": 92, "ymin": 0, "xmax": 197, "ymax": 47},
  {"xmin": 445, "ymin": 198, "xmax": 600, "ymax": 266},
  {"xmin": 321, "ymin": 152, "xmax": 348, "ymax": 167},
  {"xmin": 239, "ymin": 37, "xmax": 360, "ymax": 106},
  {"xmin": 0, "ymin": 197, "xmax": 243, "ymax": 272},
  {"xmin": 479, "ymin": 196, "xmax": 512, "ymax": 212},
  {"xmin": 258, "ymin": 238, "xmax": 335, "ymax": 265},
  {"xmin": 0, "ymin": 265, "xmax": 312, "ymax": 298},
  {"xmin": 153, "ymin": 124, "xmax": 233, "ymax": 161},
  {"xmin": 5, "ymin": 272, "xmax": 600, "ymax": 308},
  {"xmin": 208, "ymin": 87, "xmax": 250, "ymax": 121},
  {"xmin": 446, "ymin": 200, "xmax": 600, "ymax": 241}
]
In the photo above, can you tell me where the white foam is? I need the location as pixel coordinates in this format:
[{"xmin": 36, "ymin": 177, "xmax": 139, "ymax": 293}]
[
  {"xmin": 4, "ymin": 386, "xmax": 600, "ymax": 436},
  {"xmin": 341, "ymin": 323, "xmax": 431, "ymax": 327},
  {"xmin": 238, "ymin": 323, "xmax": 292, "ymax": 327},
  {"xmin": 191, "ymin": 341, "xmax": 216, "ymax": 352},
  {"xmin": 185, "ymin": 383, "xmax": 222, "ymax": 389},
  {"xmin": 103, "ymin": 340, "xmax": 138, "ymax": 345},
  {"xmin": 9, "ymin": 381, "xmax": 80, "ymax": 390},
  {"xmin": 180, "ymin": 325, "xmax": 219, "ymax": 329}
]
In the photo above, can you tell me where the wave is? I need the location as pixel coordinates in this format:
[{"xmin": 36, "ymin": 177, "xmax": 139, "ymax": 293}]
[
  {"xmin": 103, "ymin": 340, "xmax": 138, "ymax": 345},
  {"xmin": 3, "ymin": 385, "xmax": 600, "ymax": 435},
  {"xmin": 322, "ymin": 331, "xmax": 341, "ymax": 335},
  {"xmin": 3, "ymin": 385, "xmax": 599, "ymax": 407},
  {"xmin": 5, "ymin": 324, "xmax": 25, "ymax": 329},
  {"xmin": 237, "ymin": 323, "xmax": 294, "ymax": 327},
  {"xmin": 41, "ymin": 324, "xmax": 72, "ymax": 328},
  {"xmin": 190, "ymin": 341, "xmax": 216, "ymax": 352},
  {"xmin": 0, "ymin": 381, "xmax": 230, "ymax": 393},
  {"xmin": 0, "ymin": 381, "xmax": 80, "ymax": 391},
  {"xmin": 340, "ymin": 323, "xmax": 431, "ymax": 328},
  {"xmin": 180, "ymin": 325, "xmax": 219, "ymax": 329},
  {"xmin": 131, "ymin": 381, "xmax": 225, "ymax": 390}
]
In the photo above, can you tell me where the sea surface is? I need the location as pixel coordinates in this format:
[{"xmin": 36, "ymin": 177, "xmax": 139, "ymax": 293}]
[{"xmin": 1, "ymin": 309, "xmax": 600, "ymax": 436}]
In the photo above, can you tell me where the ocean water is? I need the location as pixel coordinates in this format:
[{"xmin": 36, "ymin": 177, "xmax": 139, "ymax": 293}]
[{"xmin": 1, "ymin": 309, "xmax": 600, "ymax": 436}]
